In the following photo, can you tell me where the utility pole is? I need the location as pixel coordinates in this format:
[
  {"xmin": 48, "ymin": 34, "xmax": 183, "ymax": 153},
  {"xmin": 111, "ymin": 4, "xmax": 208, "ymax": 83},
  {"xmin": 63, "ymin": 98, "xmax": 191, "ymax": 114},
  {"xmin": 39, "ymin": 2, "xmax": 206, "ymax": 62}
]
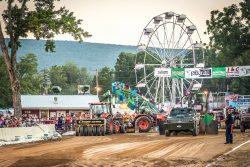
[{"xmin": 96, "ymin": 69, "xmax": 99, "ymax": 96}]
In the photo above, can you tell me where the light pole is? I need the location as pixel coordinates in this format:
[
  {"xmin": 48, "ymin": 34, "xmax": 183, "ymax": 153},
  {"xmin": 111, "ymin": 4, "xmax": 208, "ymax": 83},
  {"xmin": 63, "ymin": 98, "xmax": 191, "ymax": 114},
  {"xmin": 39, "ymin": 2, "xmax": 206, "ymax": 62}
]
[
  {"xmin": 96, "ymin": 69, "xmax": 99, "ymax": 96},
  {"xmin": 204, "ymin": 91, "xmax": 208, "ymax": 113},
  {"xmin": 204, "ymin": 90, "xmax": 208, "ymax": 135}
]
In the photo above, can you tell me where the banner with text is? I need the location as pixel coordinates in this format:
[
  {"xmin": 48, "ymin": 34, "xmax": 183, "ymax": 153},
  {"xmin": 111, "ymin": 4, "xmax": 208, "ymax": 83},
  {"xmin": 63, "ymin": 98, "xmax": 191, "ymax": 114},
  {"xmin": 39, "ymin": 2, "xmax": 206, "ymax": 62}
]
[
  {"xmin": 154, "ymin": 68, "xmax": 171, "ymax": 77},
  {"xmin": 171, "ymin": 68, "xmax": 185, "ymax": 78},
  {"xmin": 226, "ymin": 66, "xmax": 239, "ymax": 77},
  {"xmin": 212, "ymin": 67, "xmax": 226, "ymax": 78},
  {"xmin": 239, "ymin": 66, "xmax": 250, "ymax": 77},
  {"xmin": 185, "ymin": 68, "xmax": 212, "ymax": 79}
]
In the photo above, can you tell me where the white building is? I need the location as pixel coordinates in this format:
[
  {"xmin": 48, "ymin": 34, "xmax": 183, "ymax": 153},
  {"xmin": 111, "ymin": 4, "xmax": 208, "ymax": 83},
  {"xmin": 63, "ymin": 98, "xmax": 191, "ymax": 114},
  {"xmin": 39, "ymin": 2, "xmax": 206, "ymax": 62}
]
[{"xmin": 21, "ymin": 95, "xmax": 99, "ymax": 119}]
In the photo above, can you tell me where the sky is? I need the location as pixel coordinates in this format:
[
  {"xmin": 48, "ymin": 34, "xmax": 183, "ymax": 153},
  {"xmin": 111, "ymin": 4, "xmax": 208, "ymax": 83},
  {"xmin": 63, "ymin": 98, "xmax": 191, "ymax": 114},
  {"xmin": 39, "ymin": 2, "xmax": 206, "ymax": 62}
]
[{"xmin": 0, "ymin": 0, "xmax": 242, "ymax": 46}]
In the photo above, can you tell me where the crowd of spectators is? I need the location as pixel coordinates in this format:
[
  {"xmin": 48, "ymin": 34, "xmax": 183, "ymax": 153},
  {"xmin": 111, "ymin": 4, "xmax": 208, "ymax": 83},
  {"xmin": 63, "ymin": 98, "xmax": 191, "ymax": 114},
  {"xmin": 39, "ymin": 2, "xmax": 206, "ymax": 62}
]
[
  {"xmin": 0, "ymin": 112, "xmax": 77, "ymax": 131},
  {"xmin": 0, "ymin": 114, "xmax": 55, "ymax": 128}
]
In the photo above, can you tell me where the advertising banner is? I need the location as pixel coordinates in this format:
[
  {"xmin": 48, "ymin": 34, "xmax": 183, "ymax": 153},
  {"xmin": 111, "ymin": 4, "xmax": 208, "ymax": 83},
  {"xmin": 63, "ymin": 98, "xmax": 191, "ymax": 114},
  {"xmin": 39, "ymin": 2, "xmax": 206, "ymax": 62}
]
[
  {"xmin": 239, "ymin": 66, "xmax": 250, "ymax": 77},
  {"xmin": 154, "ymin": 68, "xmax": 171, "ymax": 77},
  {"xmin": 212, "ymin": 67, "xmax": 226, "ymax": 78},
  {"xmin": 226, "ymin": 66, "xmax": 239, "ymax": 77},
  {"xmin": 171, "ymin": 68, "xmax": 185, "ymax": 78},
  {"xmin": 185, "ymin": 68, "xmax": 212, "ymax": 79}
]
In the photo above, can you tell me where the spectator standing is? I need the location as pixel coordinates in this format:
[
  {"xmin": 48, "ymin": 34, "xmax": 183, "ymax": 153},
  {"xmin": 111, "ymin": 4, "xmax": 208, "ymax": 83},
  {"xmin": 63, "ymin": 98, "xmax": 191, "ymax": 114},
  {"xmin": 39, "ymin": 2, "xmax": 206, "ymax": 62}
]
[
  {"xmin": 225, "ymin": 109, "xmax": 234, "ymax": 144},
  {"xmin": 65, "ymin": 113, "xmax": 72, "ymax": 131},
  {"xmin": 0, "ymin": 115, "xmax": 5, "ymax": 128}
]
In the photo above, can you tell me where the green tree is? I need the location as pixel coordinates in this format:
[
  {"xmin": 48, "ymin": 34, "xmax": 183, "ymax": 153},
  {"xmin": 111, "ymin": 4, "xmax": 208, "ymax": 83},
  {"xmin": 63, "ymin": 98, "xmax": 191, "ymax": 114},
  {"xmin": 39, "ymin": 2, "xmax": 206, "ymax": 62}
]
[
  {"xmin": 205, "ymin": 0, "xmax": 250, "ymax": 94},
  {"xmin": 49, "ymin": 65, "xmax": 67, "ymax": 94},
  {"xmin": 0, "ymin": 0, "xmax": 91, "ymax": 117},
  {"xmin": 18, "ymin": 54, "xmax": 41, "ymax": 94},
  {"xmin": 78, "ymin": 67, "xmax": 93, "ymax": 85},
  {"xmin": 114, "ymin": 52, "xmax": 136, "ymax": 87},
  {"xmin": 49, "ymin": 63, "xmax": 93, "ymax": 95},
  {"xmin": 63, "ymin": 62, "xmax": 80, "ymax": 85}
]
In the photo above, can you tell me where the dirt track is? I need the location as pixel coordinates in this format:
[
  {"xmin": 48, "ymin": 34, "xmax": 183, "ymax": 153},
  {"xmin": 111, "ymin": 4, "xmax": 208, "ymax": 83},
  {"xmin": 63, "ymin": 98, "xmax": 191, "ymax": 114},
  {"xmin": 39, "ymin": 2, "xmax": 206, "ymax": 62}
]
[{"xmin": 0, "ymin": 130, "xmax": 249, "ymax": 167}]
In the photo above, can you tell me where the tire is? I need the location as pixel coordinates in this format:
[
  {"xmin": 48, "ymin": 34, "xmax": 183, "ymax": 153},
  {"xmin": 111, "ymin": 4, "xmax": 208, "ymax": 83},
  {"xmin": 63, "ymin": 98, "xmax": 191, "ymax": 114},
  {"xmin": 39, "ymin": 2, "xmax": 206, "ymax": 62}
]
[
  {"xmin": 80, "ymin": 126, "xmax": 84, "ymax": 136},
  {"xmin": 165, "ymin": 130, "xmax": 170, "ymax": 136},
  {"xmin": 136, "ymin": 116, "xmax": 152, "ymax": 133},
  {"xmin": 93, "ymin": 126, "xmax": 97, "ymax": 136},
  {"xmin": 240, "ymin": 125, "xmax": 245, "ymax": 133},
  {"xmin": 83, "ymin": 126, "xmax": 88, "ymax": 136},
  {"xmin": 76, "ymin": 127, "xmax": 80, "ymax": 136},
  {"xmin": 96, "ymin": 126, "xmax": 101, "ymax": 136},
  {"xmin": 106, "ymin": 116, "xmax": 113, "ymax": 135},
  {"xmin": 192, "ymin": 124, "xmax": 199, "ymax": 136},
  {"xmin": 100, "ymin": 126, "xmax": 106, "ymax": 136},
  {"xmin": 88, "ymin": 126, "xmax": 93, "ymax": 136},
  {"xmin": 158, "ymin": 121, "xmax": 165, "ymax": 135},
  {"xmin": 113, "ymin": 120, "xmax": 120, "ymax": 134}
]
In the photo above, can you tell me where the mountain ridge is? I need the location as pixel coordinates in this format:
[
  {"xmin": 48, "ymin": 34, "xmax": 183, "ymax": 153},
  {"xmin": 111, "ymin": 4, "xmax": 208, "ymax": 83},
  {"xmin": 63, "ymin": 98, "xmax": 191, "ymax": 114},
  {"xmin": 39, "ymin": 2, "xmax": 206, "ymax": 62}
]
[{"xmin": 4, "ymin": 39, "xmax": 137, "ymax": 73}]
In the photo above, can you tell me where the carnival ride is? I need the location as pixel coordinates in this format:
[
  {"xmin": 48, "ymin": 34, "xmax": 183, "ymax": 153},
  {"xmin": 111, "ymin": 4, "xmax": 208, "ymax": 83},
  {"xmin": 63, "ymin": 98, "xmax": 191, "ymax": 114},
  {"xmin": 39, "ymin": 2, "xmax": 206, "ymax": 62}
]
[
  {"xmin": 110, "ymin": 81, "xmax": 166, "ymax": 133},
  {"xmin": 134, "ymin": 11, "xmax": 205, "ymax": 106}
]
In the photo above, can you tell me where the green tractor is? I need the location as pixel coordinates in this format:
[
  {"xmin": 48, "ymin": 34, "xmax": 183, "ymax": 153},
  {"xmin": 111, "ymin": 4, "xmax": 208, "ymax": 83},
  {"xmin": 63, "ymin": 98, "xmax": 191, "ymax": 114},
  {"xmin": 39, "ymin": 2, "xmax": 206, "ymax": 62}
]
[{"xmin": 75, "ymin": 102, "xmax": 125, "ymax": 136}]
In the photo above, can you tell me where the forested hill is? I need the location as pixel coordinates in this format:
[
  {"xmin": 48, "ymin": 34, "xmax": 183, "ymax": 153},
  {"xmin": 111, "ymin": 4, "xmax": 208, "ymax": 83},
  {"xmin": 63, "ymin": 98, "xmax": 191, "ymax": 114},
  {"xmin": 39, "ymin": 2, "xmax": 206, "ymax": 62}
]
[{"xmin": 12, "ymin": 39, "xmax": 137, "ymax": 72}]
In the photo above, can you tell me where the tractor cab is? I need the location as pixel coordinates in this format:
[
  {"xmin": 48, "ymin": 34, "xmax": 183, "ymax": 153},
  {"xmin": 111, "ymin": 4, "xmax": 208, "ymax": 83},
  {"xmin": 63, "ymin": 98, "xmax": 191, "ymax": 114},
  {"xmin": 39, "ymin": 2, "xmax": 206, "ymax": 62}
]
[
  {"xmin": 89, "ymin": 102, "xmax": 112, "ymax": 118},
  {"xmin": 76, "ymin": 102, "xmax": 114, "ymax": 136}
]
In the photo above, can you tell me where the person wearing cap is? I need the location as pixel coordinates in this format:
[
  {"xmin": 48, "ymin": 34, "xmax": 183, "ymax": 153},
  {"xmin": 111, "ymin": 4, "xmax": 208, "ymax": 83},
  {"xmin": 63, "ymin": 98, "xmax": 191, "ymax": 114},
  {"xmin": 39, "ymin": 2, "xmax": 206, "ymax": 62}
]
[{"xmin": 225, "ymin": 108, "xmax": 234, "ymax": 144}]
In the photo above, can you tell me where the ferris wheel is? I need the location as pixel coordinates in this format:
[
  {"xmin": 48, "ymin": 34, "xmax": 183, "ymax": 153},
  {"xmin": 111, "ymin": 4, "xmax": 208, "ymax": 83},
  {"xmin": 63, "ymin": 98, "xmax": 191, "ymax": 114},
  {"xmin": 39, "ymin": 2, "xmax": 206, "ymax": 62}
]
[{"xmin": 134, "ymin": 11, "xmax": 205, "ymax": 106}]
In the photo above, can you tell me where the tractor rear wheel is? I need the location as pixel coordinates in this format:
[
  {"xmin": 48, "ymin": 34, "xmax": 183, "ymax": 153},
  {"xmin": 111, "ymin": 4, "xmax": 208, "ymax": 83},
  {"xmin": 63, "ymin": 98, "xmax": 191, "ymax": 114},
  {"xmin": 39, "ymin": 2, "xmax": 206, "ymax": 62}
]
[
  {"xmin": 106, "ymin": 116, "xmax": 113, "ymax": 135},
  {"xmin": 158, "ymin": 120, "xmax": 165, "ymax": 135},
  {"xmin": 113, "ymin": 120, "xmax": 120, "ymax": 134},
  {"xmin": 136, "ymin": 116, "xmax": 152, "ymax": 133}
]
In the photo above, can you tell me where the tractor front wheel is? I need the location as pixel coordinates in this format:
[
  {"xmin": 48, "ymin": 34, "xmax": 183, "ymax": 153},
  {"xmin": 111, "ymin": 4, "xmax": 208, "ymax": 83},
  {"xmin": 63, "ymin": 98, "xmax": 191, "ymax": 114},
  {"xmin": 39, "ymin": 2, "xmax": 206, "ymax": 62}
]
[{"xmin": 136, "ymin": 116, "xmax": 152, "ymax": 133}]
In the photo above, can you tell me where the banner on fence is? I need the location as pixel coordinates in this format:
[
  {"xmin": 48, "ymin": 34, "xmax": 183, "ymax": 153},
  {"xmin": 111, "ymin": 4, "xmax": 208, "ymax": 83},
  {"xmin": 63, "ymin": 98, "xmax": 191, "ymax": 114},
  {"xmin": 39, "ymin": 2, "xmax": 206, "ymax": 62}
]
[
  {"xmin": 154, "ymin": 68, "xmax": 171, "ymax": 77},
  {"xmin": 226, "ymin": 66, "xmax": 239, "ymax": 77},
  {"xmin": 239, "ymin": 66, "xmax": 250, "ymax": 77},
  {"xmin": 171, "ymin": 68, "xmax": 185, "ymax": 78},
  {"xmin": 212, "ymin": 67, "xmax": 226, "ymax": 78},
  {"xmin": 185, "ymin": 68, "xmax": 212, "ymax": 79}
]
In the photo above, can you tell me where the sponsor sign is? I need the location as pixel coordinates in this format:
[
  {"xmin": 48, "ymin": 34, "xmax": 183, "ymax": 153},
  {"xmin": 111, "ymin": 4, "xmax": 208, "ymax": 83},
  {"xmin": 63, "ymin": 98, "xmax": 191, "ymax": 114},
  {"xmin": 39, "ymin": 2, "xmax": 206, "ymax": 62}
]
[
  {"xmin": 154, "ymin": 68, "xmax": 171, "ymax": 77},
  {"xmin": 239, "ymin": 66, "xmax": 250, "ymax": 77},
  {"xmin": 171, "ymin": 68, "xmax": 185, "ymax": 78},
  {"xmin": 134, "ymin": 64, "xmax": 145, "ymax": 70},
  {"xmin": 136, "ymin": 83, "xmax": 146, "ymax": 88},
  {"xmin": 226, "ymin": 66, "xmax": 239, "ymax": 77},
  {"xmin": 185, "ymin": 68, "xmax": 212, "ymax": 79},
  {"xmin": 212, "ymin": 67, "xmax": 226, "ymax": 78}
]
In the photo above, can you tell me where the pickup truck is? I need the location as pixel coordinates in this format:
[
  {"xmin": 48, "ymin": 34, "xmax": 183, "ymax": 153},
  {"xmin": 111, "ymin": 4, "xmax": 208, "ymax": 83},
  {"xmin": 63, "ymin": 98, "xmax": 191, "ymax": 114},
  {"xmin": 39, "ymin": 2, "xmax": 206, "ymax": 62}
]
[{"xmin": 240, "ymin": 108, "xmax": 250, "ymax": 132}]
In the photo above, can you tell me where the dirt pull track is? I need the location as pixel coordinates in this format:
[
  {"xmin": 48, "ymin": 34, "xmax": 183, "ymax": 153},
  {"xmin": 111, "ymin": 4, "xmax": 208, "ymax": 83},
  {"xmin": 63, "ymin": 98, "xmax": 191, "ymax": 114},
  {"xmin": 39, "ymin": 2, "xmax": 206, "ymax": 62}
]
[{"xmin": 0, "ymin": 130, "xmax": 249, "ymax": 167}]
